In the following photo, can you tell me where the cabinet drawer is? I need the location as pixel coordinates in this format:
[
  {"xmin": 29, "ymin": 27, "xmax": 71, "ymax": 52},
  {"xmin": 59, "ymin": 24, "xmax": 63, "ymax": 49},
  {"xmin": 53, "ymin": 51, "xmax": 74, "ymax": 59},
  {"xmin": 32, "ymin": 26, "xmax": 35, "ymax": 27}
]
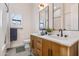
[
  {"xmin": 36, "ymin": 41, "xmax": 42, "ymax": 48},
  {"xmin": 32, "ymin": 48, "xmax": 37, "ymax": 55},
  {"xmin": 36, "ymin": 48, "xmax": 42, "ymax": 56},
  {"xmin": 36, "ymin": 38, "xmax": 42, "ymax": 44},
  {"xmin": 36, "ymin": 46, "xmax": 42, "ymax": 52}
]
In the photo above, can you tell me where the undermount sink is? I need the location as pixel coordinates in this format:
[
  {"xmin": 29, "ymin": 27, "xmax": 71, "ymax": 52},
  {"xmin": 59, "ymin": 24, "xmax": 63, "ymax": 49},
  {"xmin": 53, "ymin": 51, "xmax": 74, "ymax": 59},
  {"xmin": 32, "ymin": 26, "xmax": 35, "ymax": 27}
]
[
  {"xmin": 44, "ymin": 34, "xmax": 73, "ymax": 40},
  {"xmin": 48, "ymin": 35, "xmax": 66, "ymax": 39},
  {"xmin": 45, "ymin": 34, "xmax": 78, "ymax": 40}
]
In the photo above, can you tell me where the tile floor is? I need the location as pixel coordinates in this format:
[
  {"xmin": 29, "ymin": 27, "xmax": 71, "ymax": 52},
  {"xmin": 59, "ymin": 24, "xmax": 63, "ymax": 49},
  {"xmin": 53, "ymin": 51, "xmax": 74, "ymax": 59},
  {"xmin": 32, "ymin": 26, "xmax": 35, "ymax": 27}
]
[{"xmin": 5, "ymin": 47, "xmax": 32, "ymax": 56}]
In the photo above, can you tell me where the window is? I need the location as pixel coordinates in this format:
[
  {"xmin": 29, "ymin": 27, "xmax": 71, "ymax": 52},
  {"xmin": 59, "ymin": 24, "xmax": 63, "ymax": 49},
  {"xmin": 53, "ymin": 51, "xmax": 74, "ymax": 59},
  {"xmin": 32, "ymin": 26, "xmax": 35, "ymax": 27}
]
[{"xmin": 11, "ymin": 14, "xmax": 22, "ymax": 26}]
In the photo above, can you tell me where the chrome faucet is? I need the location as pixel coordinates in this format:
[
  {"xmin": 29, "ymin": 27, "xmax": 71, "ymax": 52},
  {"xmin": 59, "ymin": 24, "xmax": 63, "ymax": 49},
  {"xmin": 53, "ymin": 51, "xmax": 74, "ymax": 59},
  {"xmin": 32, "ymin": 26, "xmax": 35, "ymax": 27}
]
[{"xmin": 59, "ymin": 29, "xmax": 63, "ymax": 37}]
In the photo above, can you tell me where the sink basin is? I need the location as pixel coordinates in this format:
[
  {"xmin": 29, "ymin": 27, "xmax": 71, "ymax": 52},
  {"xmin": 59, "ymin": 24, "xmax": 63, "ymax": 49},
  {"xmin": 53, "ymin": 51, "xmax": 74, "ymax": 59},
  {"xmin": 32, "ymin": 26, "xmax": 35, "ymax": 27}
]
[
  {"xmin": 49, "ymin": 35, "xmax": 66, "ymax": 39},
  {"xmin": 44, "ymin": 34, "xmax": 75, "ymax": 40}
]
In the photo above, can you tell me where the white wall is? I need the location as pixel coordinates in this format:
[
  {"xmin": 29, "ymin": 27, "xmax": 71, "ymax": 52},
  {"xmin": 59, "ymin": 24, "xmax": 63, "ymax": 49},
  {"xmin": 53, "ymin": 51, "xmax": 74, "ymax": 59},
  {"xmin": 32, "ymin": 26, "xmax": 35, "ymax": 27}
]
[
  {"xmin": 9, "ymin": 3, "xmax": 33, "ymax": 47},
  {"xmin": 0, "ymin": 9, "xmax": 3, "ymax": 48},
  {"xmin": 31, "ymin": 4, "xmax": 40, "ymax": 33},
  {"xmin": 0, "ymin": 10, "xmax": 2, "ymax": 27},
  {"xmin": 0, "ymin": 3, "xmax": 9, "ymax": 55}
]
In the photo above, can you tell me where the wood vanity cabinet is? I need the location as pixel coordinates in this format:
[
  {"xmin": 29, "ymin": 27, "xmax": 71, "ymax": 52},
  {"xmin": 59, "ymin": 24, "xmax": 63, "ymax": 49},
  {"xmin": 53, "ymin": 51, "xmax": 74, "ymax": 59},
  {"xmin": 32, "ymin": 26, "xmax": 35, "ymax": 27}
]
[
  {"xmin": 51, "ymin": 42, "xmax": 61, "ymax": 56},
  {"xmin": 42, "ymin": 39, "xmax": 52, "ymax": 56},
  {"xmin": 30, "ymin": 35, "xmax": 78, "ymax": 56},
  {"xmin": 36, "ymin": 37, "xmax": 43, "ymax": 56},
  {"xmin": 30, "ymin": 35, "xmax": 37, "ymax": 55},
  {"xmin": 43, "ymin": 40, "xmax": 78, "ymax": 56},
  {"xmin": 30, "ymin": 35, "xmax": 43, "ymax": 56},
  {"xmin": 42, "ymin": 40, "xmax": 64, "ymax": 56}
]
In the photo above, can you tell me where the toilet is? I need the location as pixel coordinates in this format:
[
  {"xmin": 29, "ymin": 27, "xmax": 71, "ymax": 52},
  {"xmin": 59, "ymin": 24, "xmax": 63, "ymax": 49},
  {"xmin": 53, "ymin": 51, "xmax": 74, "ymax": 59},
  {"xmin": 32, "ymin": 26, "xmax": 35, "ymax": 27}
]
[
  {"xmin": 23, "ymin": 39, "xmax": 30, "ymax": 48},
  {"xmin": 23, "ymin": 39, "xmax": 32, "ymax": 56}
]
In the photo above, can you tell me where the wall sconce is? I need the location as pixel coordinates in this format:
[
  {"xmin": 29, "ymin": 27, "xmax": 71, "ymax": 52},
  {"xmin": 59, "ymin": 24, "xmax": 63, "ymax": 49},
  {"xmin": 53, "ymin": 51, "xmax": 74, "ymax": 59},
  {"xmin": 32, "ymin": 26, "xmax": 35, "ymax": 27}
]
[
  {"xmin": 39, "ymin": 3, "xmax": 48, "ymax": 10},
  {"xmin": 40, "ymin": 3, "xmax": 44, "ymax": 8}
]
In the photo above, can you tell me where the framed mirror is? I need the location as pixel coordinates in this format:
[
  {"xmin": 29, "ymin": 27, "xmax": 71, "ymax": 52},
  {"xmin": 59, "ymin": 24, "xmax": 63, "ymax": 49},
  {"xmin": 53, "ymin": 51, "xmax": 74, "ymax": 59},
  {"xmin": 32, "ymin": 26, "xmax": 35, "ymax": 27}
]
[
  {"xmin": 53, "ymin": 3, "xmax": 64, "ymax": 30},
  {"xmin": 52, "ymin": 3, "xmax": 78, "ymax": 31},
  {"xmin": 64, "ymin": 3, "xmax": 78, "ymax": 31},
  {"xmin": 39, "ymin": 6, "xmax": 49, "ymax": 30}
]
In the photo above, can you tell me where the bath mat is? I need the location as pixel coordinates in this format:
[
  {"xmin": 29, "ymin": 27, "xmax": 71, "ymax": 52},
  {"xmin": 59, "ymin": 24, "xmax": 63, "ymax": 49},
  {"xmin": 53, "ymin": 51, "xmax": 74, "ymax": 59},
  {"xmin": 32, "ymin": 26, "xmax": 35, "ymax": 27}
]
[{"xmin": 16, "ymin": 46, "xmax": 25, "ymax": 53}]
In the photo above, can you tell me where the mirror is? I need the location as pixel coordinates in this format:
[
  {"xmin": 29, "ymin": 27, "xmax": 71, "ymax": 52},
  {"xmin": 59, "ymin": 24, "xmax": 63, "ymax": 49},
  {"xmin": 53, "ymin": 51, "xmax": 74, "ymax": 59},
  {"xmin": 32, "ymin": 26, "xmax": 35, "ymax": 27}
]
[
  {"xmin": 64, "ymin": 3, "xmax": 78, "ymax": 31},
  {"xmin": 53, "ymin": 3, "xmax": 78, "ymax": 31},
  {"xmin": 39, "ymin": 6, "xmax": 49, "ymax": 30},
  {"xmin": 53, "ymin": 3, "xmax": 64, "ymax": 30}
]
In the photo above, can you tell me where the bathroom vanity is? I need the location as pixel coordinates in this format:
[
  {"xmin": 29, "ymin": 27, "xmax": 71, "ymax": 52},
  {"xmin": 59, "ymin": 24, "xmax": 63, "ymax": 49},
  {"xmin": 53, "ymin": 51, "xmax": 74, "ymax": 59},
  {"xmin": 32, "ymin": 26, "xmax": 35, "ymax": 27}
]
[{"xmin": 30, "ymin": 33, "xmax": 78, "ymax": 56}]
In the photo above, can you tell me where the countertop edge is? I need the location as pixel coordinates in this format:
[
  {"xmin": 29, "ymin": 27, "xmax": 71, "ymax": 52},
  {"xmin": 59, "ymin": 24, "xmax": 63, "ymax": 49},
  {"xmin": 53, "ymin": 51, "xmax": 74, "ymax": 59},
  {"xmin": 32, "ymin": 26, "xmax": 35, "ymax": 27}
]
[{"xmin": 30, "ymin": 33, "xmax": 79, "ymax": 47}]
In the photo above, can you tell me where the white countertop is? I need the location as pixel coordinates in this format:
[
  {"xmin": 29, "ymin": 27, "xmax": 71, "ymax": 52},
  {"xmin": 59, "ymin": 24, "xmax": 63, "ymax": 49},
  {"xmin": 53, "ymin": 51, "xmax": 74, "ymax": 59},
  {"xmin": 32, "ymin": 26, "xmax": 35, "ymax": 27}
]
[{"xmin": 31, "ymin": 31, "xmax": 79, "ymax": 47}]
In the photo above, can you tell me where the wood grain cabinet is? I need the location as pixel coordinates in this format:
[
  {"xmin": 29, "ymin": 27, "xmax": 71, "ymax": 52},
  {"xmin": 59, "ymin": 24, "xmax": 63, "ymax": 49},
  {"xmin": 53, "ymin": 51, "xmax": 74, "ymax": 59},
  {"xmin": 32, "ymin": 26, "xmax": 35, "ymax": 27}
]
[
  {"xmin": 51, "ymin": 42, "xmax": 61, "ymax": 56},
  {"xmin": 30, "ymin": 35, "xmax": 78, "ymax": 56},
  {"xmin": 36, "ymin": 37, "xmax": 43, "ymax": 56},
  {"xmin": 42, "ymin": 39, "xmax": 52, "ymax": 56},
  {"xmin": 30, "ymin": 35, "xmax": 43, "ymax": 56},
  {"xmin": 30, "ymin": 35, "xmax": 37, "ymax": 55},
  {"xmin": 42, "ymin": 40, "xmax": 66, "ymax": 56}
]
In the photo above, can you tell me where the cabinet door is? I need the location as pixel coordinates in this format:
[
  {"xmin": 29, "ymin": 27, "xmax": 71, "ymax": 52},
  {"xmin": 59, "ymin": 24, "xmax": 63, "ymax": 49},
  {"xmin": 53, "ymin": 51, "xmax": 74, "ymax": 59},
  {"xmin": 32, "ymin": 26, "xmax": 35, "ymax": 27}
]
[
  {"xmin": 42, "ymin": 39, "xmax": 52, "ymax": 56},
  {"xmin": 30, "ymin": 35, "xmax": 37, "ymax": 55},
  {"xmin": 51, "ymin": 42, "xmax": 61, "ymax": 56},
  {"xmin": 60, "ymin": 46, "xmax": 68, "ymax": 56},
  {"xmin": 36, "ymin": 37, "xmax": 43, "ymax": 56}
]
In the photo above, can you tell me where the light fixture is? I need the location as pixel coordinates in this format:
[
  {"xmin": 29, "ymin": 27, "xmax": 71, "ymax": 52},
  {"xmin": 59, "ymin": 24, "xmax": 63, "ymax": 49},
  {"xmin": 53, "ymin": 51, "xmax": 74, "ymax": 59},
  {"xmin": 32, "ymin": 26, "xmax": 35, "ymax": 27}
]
[
  {"xmin": 39, "ymin": 3, "xmax": 45, "ymax": 10},
  {"xmin": 39, "ymin": 3, "xmax": 48, "ymax": 10},
  {"xmin": 40, "ymin": 3, "xmax": 44, "ymax": 8}
]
